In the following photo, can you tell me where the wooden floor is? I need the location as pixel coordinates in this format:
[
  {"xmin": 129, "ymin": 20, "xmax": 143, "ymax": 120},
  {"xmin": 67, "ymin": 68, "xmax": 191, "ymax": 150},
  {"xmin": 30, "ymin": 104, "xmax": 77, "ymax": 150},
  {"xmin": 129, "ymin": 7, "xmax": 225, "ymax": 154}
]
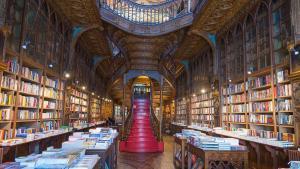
[{"xmin": 117, "ymin": 136, "xmax": 175, "ymax": 169}]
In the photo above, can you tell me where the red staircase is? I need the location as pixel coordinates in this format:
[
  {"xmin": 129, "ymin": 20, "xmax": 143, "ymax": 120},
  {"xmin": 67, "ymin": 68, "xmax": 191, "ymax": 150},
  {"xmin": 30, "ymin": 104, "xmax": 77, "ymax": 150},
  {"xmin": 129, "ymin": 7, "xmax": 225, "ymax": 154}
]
[{"xmin": 119, "ymin": 98, "xmax": 164, "ymax": 153}]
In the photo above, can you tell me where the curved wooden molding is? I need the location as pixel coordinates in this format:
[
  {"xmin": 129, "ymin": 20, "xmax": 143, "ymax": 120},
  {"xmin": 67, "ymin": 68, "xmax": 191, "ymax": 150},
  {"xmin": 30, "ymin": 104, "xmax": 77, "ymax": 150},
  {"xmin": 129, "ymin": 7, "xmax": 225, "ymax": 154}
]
[{"xmin": 100, "ymin": 7, "xmax": 193, "ymax": 36}]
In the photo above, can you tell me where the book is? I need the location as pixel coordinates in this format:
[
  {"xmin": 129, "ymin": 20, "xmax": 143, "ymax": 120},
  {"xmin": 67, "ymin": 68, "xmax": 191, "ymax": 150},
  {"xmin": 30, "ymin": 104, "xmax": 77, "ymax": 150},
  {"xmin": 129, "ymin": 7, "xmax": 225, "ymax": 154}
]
[
  {"xmin": 1, "ymin": 75, "xmax": 18, "ymax": 90},
  {"xmin": 7, "ymin": 59, "xmax": 19, "ymax": 74},
  {"xmin": 44, "ymin": 76, "xmax": 58, "ymax": 89},
  {"xmin": 0, "ymin": 108, "xmax": 11, "ymax": 120},
  {"xmin": 18, "ymin": 95, "xmax": 38, "ymax": 108},
  {"xmin": 0, "ymin": 92, "xmax": 14, "ymax": 105},
  {"xmin": 21, "ymin": 67, "xmax": 41, "ymax": 82},
  {"xmin": 20, "ymin": 81, "xmax": 39, "ymax": 95},
  {"xmin": 17, "ymin": 110, "xmax": 37, "ymax": 120},
  {"xmin": 43, "ymin": 87, "xmax": 57, "ymax": 98}
]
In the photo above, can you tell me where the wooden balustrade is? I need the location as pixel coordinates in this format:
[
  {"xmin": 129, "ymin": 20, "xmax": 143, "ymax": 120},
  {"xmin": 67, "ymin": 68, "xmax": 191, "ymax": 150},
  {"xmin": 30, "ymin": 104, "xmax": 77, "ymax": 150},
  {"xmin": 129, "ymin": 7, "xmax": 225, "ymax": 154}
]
[{"xmin": 97, "ymin": 0, "xmax": 204, "ymax": 36}]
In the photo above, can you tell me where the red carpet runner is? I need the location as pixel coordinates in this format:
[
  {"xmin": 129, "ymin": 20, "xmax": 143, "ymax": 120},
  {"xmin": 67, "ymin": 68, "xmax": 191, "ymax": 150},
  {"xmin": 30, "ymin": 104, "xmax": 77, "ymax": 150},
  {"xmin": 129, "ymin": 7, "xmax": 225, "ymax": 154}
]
[{"xmin": 119, "ymin": 98, "xmax": 164, "ymax": 153}]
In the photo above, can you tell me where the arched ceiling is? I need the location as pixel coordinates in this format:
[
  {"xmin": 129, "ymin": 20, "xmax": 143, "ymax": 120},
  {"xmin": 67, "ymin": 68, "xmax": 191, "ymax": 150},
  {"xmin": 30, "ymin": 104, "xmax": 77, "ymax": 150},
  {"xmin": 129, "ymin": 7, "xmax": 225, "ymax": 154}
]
[{"xmin": 48, "ymin": 0, "xmax": 253, "ymax": 100}]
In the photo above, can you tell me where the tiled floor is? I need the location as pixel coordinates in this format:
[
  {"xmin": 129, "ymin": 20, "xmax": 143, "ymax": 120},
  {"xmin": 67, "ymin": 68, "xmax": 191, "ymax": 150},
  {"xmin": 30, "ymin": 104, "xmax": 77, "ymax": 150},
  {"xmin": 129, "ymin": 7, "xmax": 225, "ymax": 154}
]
[{"xmin": 117, "ymin": 136, "xmax": 175, "ymax": 169}]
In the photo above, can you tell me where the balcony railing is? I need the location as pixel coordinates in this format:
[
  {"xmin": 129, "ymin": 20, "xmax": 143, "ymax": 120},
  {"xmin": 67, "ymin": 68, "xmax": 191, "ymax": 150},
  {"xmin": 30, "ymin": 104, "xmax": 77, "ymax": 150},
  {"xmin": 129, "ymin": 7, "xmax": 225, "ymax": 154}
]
[{"xmin": 99, "ymin": 0, "xmax": 199, "ymax": 25}]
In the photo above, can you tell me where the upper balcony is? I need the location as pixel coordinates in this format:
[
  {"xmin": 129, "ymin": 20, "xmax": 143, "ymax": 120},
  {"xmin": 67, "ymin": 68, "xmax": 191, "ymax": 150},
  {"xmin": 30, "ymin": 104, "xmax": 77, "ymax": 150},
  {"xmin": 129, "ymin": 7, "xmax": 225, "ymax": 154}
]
[{"xmin": 97, "ymin": 0, "xmax": 204, "ymax": 36}]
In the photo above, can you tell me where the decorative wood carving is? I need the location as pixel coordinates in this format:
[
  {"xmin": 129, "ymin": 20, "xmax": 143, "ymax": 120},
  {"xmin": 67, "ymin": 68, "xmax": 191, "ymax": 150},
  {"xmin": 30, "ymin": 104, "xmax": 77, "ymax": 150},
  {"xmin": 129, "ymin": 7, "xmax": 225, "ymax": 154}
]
[{"xmin": 100, "ymin": 7, "xmax": 193, "ymax": 36}]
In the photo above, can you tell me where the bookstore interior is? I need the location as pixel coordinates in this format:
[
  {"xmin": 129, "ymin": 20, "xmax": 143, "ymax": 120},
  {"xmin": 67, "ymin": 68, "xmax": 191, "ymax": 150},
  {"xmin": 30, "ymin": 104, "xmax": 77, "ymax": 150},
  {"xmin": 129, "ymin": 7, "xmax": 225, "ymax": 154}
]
[{"xmin": 2, "ymin": 0, "xmax": 300, "ymax": 169}]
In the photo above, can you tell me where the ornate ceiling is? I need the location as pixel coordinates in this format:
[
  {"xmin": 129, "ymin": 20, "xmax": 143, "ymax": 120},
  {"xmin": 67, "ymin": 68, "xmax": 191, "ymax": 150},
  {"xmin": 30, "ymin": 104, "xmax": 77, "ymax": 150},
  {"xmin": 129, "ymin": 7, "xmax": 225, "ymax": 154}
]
[{"xmin": 48, "ymin": 0, "xmax": 253, "ymax": 101}]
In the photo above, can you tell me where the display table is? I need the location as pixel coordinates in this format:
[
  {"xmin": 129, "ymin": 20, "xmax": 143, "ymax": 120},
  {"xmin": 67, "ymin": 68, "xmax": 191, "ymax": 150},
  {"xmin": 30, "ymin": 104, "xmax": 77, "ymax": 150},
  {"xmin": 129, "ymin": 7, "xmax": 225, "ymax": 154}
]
[
  {"xmin": 173, "ymin": 136, "xmax": 187, "ymax": 169},
  {"xmin": 0, "ymin": 130, "xmax": 72, "ymax": 162},
  {"xmin": 187, "ymin": 126, "xmax": 296, "ymax": 168},
  {"xmin": 0, "ymin": 122, "xmax": 106, "ymax": 162},
  {"xmin": 187, "ymin": 143, "xmax": 249, "ymax": 169},
  {"xmin": 85, "ymin": 136, "xmax": 118, "ymax": 169},
  {"xmin": 170, "ymin": 123, "xmax": 187, "ymax": 135}
]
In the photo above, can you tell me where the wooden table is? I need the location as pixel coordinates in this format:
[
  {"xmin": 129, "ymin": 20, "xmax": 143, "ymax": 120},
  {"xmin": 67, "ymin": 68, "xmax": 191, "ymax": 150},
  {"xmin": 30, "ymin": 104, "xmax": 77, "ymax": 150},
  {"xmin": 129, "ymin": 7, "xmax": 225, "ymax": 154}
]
[
  {"xmin": 187, "ymin": 143, "xmax": 249, "ymax": 169},
  {"xmin": 170, "ymin": 124, "xmax": 187, "ymax": 135},
  {"xmin": 85, "ymin": 136, "xmax": 118, "ymax": 169},
  {"xmin": 213, "ymin": 131, "xmax": 294, "ymax": 169},
  {"xmin": 173, "ymin": 136, "xmax": 187, "ymax": 169},
  {"xmin": 0, "ymin": 131, "xmax": 72, "ymax": 162}
]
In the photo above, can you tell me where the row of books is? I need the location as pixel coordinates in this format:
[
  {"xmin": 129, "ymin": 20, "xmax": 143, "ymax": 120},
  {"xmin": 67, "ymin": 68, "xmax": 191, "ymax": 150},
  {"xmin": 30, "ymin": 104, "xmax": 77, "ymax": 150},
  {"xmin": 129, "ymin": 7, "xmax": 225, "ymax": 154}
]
[
  {"xmin": 21, "ymin": 67, "xmax": 41, "ymax": 82},
  {"xmin": 277, "ymin": 84, "xmax": 292, "ymax": 97},
  {"xmin": 1, "ymin": 75, "xmax": 17, "ymax": 90},
  {"xmin": 43, "ymin": 87, "xmax": 57, "ymax": 99},
  {"xmin": 223, "ymin": 94, "xmax": 246, "ymax": 104},
  {"xmin": 7, "ymin": 59, "xmax": 19, "ymax": 74},
  {"xmin": 191, "ymin": 114, "xmax": 214, "ymax": 121},
  {"xmin": 42, "ymin": 121, "xmax": 60, "ymax": 131},
  {"xmin": 20, "ymin": 81, "xmax": 39, "ymax": 95},
  {"xmin": 249, "ymin": 114, "xmax": 273, "ymax": 124},
  {"xmin": 0, "ymin": 129, "xmax": 10, "ymax": 140},
  {"xmin": 277, "ymin": 70, "xmax": 289, "ymax": 83},
  {"xmin": 247, "ymin": 129, "xmax": 295, "ymax": 142},
  {"xmin": 228, "ymin": 115, "xmax": 246, "ymax": 123},
  {"xmin": 224, "ymin": 114, "xmax": 294, "ymax": 125},
  {"xmin": 71, "ymin": 89, "xmax": 88, "ymax": 99},
  {"xmin": 70, "ymin": 105, "xmax": 88, "ymax": 112},
  {"xmin": 44, "ymin": 77, "xmax": 58, "ymax": 88},
  {"xmin": 16, "ymin": 127, "xmax": 37, "ymax": 138},
  {"xmin": 0, "ymin": 92, "xmax": 14, "ymax": 105},
  {"xmin": 223, "ymin": 101, "xmax": 293, "ymax": 113},
  {"xmin": 222, "ymin": 104, "xmax": 248, "ymax": 113},
  {"xmin": 191, "ymin": 107, "xmax": 214, "ymax": 114},
  {"xmin": 276, "ymin": 99, "xmax": 292, "ymax": 111},
  {"xmin": 17, "ymin": 110, "xmax": 37, "ymax": 120},
  {"xmin": 70, "ymin": 96, "xmax": 80, "ymax": 104},
  {"xmin": 191, "ymin": 100, "xmax": 213, "ymax": 107},
  {"xmin": 42, "ymin": 100, "xmax": 56, "ymax": 109},
  {"xmin": 191, "ymin": 92, "xmax": 212, "ymax": 102},
  {"xmin": 227, "ymin": 82, "xmax": 247, "ymax": 94},
  {"xmin": 249, "ymin": 101, "xmax": 273, "ymax": 112},
  {"xmin": 249, "ymin": 74, "xmax": 271, "ymax": 88},
  {"xmin": 278, "ymin": 114, "xmax": 293, "ymax": 125},
  {"xmin": 249, "ymin": 88, "xmax": 272, "ymax": 100},
  {"xmin": 42, "ymin": 112, "xmax": 60, "ymax": 119},
  {"xmin": 0, "ymin": 108, "xmax": 11, "ymax": 120},
  {"xmin": 18, "ymin": 96, "xmax": 38, "ymax": 108}
]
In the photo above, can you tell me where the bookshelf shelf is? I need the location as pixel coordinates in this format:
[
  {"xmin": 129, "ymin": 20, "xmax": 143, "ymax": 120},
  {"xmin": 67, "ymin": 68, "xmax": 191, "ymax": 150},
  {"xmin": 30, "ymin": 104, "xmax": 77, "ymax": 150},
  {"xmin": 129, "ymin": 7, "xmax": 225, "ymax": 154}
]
[
  {"xmin": 191, "ymin": 91, "xmax": 214, "ymax": 128},
  {"xmin": 216, "ymin": 0, "xmax": 297, "ymax": 145}
]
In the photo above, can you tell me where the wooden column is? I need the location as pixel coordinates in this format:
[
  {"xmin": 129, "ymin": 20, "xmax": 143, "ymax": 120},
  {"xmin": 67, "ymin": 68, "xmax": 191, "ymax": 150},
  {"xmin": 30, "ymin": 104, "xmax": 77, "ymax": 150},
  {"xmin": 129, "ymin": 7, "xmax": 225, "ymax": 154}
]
[
  {"xmin": 289, "ymin": 0, "xmax": 300, "ymax": 147},
  {"xmin": 291, "ymin": 0, "xmax": 300, "ymax": 43},
  {"xmin": 159, "ymin": 75, "xmax": 163, "ymax": 140},
  {"xmin": 122, "ymin": 74, "xmax": 126, "ymax": 138}
]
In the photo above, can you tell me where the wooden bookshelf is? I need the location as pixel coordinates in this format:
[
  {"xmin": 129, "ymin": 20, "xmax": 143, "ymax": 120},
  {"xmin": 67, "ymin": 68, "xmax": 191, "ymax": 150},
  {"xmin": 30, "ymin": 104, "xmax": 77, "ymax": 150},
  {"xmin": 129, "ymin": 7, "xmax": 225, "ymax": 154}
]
[
  {"xmin": 66, "ymin": 86, "xmax": 89, "ymax": 128},
  {"xmin": 191, "ymin": 91, "xmax": 214, "ymax": 128},
  {"xmin": 90, "ymin": 96, "xmax": 101, "ymax": 123},
  {"xmin": 217, "ymin": 0, "xmax": 295, "ymax": 145},
  {"xmin": 0, "ymin": 53, "xmax": 68, "ymax": 139},
  {"xmin": 221, "ymin": 80, "xmax": 248, "ymax": 131},
  {"xmin": 113, "ymin": 104, "xmax": 122, "ymax": 123},
  {"xmin": 175, "ymin": 98, "xmax": 187, "ymax": 125},
  {"xmin": 101, "ymin": 98, "xmax": 113, "ymax": 120}
]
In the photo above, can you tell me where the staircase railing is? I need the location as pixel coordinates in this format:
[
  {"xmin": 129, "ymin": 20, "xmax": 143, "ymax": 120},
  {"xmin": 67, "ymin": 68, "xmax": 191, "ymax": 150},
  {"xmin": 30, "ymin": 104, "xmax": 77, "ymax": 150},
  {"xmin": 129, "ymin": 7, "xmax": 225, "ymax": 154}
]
[
  {"xmin": 149, "ymin": 88, "xmax": 162, "ymax": 141},
  {"xmin": 150, "ymin": 106, "xmax": 161, "ymax": 141},
  {"xmin": 121, "ymin": 94, "xmax": 134, "ymax": 141},
  {"xmin": 99, "ymin": 0, "xmax": 199, "ymax": 25}
]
